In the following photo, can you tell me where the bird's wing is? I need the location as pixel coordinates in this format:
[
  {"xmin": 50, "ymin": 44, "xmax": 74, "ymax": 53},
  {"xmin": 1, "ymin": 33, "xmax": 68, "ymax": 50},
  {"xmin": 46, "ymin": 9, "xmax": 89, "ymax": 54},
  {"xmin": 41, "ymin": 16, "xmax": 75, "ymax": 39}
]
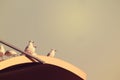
[{"xmin": 47, "ymin": 53, "xmax": 50, "ymax": 56}]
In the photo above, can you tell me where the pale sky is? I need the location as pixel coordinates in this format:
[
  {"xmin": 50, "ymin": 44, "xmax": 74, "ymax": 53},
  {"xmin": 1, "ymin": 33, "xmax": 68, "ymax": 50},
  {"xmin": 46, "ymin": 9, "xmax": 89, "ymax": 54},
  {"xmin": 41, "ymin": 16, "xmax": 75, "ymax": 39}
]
[{"xmin": 0, "ymin": 0, "xmax": 120, "ymax": 80}]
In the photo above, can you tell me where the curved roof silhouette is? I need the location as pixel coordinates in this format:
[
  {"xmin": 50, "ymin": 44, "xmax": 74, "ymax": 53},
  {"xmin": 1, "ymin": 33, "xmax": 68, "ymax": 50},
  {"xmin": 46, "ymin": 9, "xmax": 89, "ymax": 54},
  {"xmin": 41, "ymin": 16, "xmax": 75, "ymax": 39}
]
[{"xmin": 0, "ymin": 55, "xmax": 86, "ymax": 80}]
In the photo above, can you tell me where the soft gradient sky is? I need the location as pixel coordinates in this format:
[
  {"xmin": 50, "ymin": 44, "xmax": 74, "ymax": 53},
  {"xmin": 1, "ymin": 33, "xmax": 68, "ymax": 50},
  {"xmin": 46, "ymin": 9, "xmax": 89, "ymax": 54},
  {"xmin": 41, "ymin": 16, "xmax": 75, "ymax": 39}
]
[{"xmin": 0, "ymin": 0, "xmax": 120, "ymax": 80}]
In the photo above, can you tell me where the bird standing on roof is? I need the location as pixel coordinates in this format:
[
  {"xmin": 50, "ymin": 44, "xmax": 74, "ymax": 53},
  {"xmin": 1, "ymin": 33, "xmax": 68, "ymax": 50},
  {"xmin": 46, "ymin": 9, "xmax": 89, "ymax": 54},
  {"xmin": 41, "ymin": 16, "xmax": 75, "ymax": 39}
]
[
  {"xmin": 5, "ymin": 50, "xmax": 18, "ymax": 57},
  {"xmin": 47, "ymin": 49, "xmax": 56, "ymax": 57},
  {"xmin": 24, "ymin": 40, "xmax": 37, "ymax": 56},
  {"xmin": 0, "ymin": 45, "xmax": 5, "ymax": 61}
]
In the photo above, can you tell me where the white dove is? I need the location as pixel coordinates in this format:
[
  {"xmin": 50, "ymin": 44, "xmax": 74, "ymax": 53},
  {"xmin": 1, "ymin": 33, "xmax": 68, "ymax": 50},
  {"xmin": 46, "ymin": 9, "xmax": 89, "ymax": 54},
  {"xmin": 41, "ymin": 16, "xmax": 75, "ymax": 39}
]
[
  {"xmin": 24, "ymin": 40, "xmax": 37, "ymax": 56},
  {"xmin": 0, "ymin": 45, "xmax": 5, "ymax": 60},
  {"xmin": 5, "ymin": 50, "xmax": 18, "ymax": 57},
  {"xmin": 47, "ymin": 49, "xmax": 56, "ymax": 57}
]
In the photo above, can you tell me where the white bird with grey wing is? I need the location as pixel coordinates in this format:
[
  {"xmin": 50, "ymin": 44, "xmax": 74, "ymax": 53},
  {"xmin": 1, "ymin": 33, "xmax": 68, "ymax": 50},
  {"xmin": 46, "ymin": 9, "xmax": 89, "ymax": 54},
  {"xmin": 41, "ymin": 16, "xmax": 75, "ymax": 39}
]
[
  {"xmin": 5, "ymin": 50, "xmax": 18, "ymax": 57},
  {"xmin": 0, "ymin": 45, "xmax": 5, "ymax": 61},
  {"xmin": 24, "ymin": 40, "xmax": 37, "ymax": 56},
  {"xmin": 47, "ymin": 49, "xmax": 56, "ymax": 57}
]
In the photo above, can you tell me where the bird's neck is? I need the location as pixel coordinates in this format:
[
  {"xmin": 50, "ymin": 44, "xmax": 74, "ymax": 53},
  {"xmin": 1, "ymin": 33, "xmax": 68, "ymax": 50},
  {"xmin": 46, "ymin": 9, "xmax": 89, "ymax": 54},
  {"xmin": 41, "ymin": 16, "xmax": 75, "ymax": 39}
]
[{"xmin": 29, "ymin": 43, "xmax": 33, "ymax": 46}]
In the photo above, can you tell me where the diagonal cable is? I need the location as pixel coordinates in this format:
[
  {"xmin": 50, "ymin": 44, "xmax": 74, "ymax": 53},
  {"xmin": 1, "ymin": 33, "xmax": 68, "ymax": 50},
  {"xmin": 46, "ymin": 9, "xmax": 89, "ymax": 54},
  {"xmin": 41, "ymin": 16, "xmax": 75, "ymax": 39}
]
[{"xmin": 0, "ymin": 39, "xmax": 45, "ymax": 64}]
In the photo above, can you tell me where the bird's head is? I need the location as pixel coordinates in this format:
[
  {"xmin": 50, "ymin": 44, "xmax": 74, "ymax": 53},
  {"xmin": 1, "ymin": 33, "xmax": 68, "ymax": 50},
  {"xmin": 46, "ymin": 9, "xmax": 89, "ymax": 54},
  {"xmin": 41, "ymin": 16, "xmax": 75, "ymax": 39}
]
[
  {"xmin": 29, "ymin": 40, "xmax": 34, "ymax": 43},
  {"xmin": 51, "ymin": 49, "xmax": 56, "ymax": 52},
  {"xmin": 28, "ymin": 40, "xmax": 37, "ymax": 48}
]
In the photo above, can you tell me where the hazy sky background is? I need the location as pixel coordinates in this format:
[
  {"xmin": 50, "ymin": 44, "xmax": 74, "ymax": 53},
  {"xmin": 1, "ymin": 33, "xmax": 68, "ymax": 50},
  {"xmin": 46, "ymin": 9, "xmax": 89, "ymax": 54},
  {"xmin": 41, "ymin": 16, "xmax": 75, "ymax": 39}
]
[{"xmin": 0, "ymin": 0, "xmax": 120, "ymax": 80}]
